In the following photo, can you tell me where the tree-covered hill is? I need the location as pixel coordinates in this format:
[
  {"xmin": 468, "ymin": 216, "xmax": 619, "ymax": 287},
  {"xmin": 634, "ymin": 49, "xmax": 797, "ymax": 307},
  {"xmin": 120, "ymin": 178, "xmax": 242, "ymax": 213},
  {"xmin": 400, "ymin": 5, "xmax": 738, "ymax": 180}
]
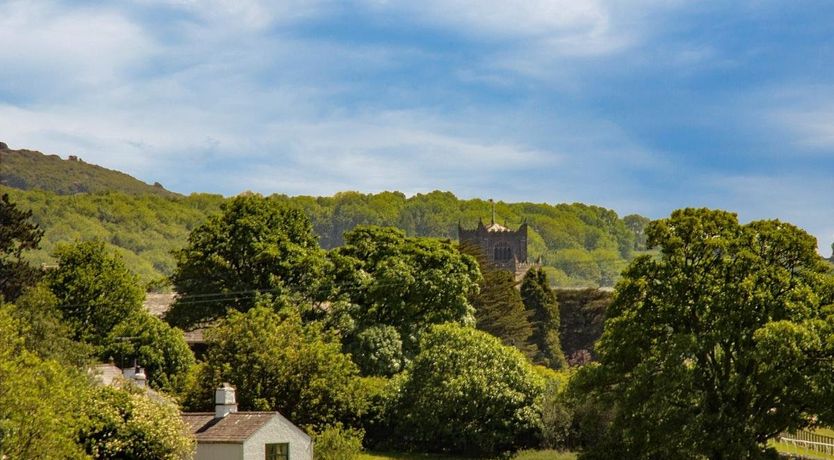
[
  {"xmin": 0, "ymin": 144, "xmax": 179, "ymax": 197},
  {"xmin": 0, "ymin": 144, "xmax": 650, "ymax": 287},
  {"xmin": 4, "ymin": 186, "xmax": 649, "ymax": 288}
]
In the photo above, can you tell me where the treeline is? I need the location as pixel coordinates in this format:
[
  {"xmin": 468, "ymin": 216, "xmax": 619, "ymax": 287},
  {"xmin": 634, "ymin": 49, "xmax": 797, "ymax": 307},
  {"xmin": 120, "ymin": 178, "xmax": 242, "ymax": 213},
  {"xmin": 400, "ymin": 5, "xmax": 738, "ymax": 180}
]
[{"xmin": 1, "ymin": 186, "xmax": 649, "ymax": 287}]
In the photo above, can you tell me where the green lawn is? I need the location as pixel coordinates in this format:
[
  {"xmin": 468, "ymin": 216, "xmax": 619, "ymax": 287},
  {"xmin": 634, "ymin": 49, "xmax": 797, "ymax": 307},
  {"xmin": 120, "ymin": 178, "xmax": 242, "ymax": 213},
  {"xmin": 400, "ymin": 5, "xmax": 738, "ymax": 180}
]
[{"xmin": 359, "ymin": 451, "xmax": 577, "ymax": 460}]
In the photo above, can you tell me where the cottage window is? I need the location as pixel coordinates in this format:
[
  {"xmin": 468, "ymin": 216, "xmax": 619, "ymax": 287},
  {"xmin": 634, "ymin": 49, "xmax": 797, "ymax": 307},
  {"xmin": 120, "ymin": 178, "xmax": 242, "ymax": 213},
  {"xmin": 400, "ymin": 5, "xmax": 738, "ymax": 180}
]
[{"xmin": 266, "ymin": 443, "xmax": 289, "ymax": 460}]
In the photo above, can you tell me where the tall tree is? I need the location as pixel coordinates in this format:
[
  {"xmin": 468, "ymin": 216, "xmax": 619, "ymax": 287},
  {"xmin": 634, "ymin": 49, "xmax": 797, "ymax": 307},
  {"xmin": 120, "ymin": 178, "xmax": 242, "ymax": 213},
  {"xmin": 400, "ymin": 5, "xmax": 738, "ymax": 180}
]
[
  {"xmin": 521, "ymin": 267, "xmax": 567, "ymax": 369},
  {"xmin": 47, "ymin": 241, "xmax": 144, "ymax": 344},
  {"xmin": 460, "ymin": 242, "xmax": 536, "ymax": 360},
  {"xmin": 186, "ymin": 306, "xmax": 368, "ymax": 431},
  {"xmin": 577, "ymin": 208, "xmax": 834, "ymax": 460},
  {"xmin": 330, "ymin": 226, "xmax": 481, "ymax": 356},
  {"xmin": 0, "ymin": 193, "xmax": 43, "ymax": 301},
  {"xmin": 166, "ymin": 194, "xmax": 329, "ymax": 329}
]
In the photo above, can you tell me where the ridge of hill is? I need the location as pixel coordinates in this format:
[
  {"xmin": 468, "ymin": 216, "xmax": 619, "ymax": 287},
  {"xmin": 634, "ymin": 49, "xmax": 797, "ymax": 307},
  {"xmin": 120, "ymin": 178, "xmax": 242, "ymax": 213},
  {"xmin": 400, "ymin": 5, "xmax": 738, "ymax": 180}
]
[{"xmin": 0, "ymin": 143, "xmax": 179, "ymax": 197}]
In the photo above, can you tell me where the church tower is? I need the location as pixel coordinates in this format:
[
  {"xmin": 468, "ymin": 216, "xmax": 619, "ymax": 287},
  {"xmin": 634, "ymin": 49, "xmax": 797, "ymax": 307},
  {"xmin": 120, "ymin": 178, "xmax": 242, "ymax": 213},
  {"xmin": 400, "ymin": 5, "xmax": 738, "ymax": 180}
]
[{"xmin": 458, "ymin": 201, "xmax": 532, "ymax": 279}]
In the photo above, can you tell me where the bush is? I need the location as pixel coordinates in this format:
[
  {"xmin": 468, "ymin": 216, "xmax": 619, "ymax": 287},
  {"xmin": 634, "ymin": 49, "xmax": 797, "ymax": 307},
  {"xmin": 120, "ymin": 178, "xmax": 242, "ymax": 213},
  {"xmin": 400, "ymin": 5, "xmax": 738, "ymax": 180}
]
[{"xmin": 313, "ymin": 424, "xmax": 364, "ymax": 460}]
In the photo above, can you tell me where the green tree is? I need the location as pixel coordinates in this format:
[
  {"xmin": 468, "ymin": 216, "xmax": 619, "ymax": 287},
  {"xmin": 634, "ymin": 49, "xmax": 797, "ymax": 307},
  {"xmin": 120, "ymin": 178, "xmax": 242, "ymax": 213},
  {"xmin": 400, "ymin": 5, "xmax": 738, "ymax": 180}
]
[
  {"xmin": 622, "ymin": 214, "xmax": 651, "ymax": 251},
  {"xmin": 0, "ymin": 193, "xmax": 44, "ymax": 301},
  {"xmin": 0, "ymin": 308, "xmax": 89, "ymax": 459},
  {"xmin": 347, "ymin": 325, "xmax": 404, "ymax": 376},
  {"xmin": 4, "ymin": 284, "xmax": 92, "ymax": 365},
  {"xmin": 330, "ymin": 226, "xmax": 481, "ymax": 355},
  {"xmin": 461, "ymin": 242, "xmax": 537, "ymax": 359},
  {"xmin": 521, "ymin": 268, "xmax": 567, "ymax": 369},
  {"xmin": 47, "ymin": 240, "xmax": 144, "ymax": 343},
  {"xmin": 187, "ymin": 306, "xmax": 367, "ymax": 431},
  {"xmin": 579, "ymin": 208, "xmax": 834, "ymax": 460},
  {"xmin": 166, "ymin": 194, "xmax": 329, "ymax": 328},
  {"xmin": 390, "ymin": 323, "xmax": 544, "ymax": 456},
  {"xmin": 78, "ymin": 385, "xmax": 194, "ymax": 460},
  {"xmin": 102, "ymin": 311, "xmax": 195, "ymax": 394}
]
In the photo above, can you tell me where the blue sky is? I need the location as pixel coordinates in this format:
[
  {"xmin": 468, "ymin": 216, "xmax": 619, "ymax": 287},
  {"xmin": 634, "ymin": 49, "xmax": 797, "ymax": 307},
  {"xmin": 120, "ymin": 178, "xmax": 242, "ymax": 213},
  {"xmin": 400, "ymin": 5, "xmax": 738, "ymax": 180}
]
[{"xmin": 2, "ymin": 1, "xmax": 834, "ymax": 250}]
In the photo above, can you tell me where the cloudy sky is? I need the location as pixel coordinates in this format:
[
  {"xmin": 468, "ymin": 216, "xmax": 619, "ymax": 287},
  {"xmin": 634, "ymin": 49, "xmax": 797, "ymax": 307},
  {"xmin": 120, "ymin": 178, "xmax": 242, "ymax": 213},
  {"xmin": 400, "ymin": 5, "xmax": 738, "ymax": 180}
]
[{"xmin": 2, "ymin": 1, "xmax": 834, "ymax": 250}]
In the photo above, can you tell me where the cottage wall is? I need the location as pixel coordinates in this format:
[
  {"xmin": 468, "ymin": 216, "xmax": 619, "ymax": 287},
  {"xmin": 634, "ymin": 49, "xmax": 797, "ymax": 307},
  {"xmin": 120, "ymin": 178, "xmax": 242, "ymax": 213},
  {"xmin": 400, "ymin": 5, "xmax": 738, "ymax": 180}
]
[
  {"xmin": 242, "ymin": 414, "xmax": 313, "ymax": 460},
  {"xmin": 195, "ymin": 443, "xmax": 243, "ymax": 460}
]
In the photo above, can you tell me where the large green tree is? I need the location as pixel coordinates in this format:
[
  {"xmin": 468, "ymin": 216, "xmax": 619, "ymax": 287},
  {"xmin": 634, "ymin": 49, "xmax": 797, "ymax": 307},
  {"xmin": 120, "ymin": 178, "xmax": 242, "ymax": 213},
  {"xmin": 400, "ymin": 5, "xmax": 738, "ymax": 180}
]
[
  {"xmin": 389, "ymin": 323, "xmax": 544, "ymax": 456},
  {"xmin": 0, "ymin": 308, "xmax": 89, "ymax": 459},
  {"xmin": 521, "ymin": 267, "xmax": 567, "ymax": 369},
  {"xmin": 329, "ymin": 226, "xmax": 481, "ymax": 356},
  {"xmin": 579, "ymin": 208, "xmax": 834, "ymax": 460},
  {"xmin": 187, "ymin": 306, "xmax": 368, "ymax": 431},
  {"xmin": 47, "ymin": 240, "xmax": 144, "ymax": 343},
  {"xmin": 102, "ymin": 311, "xmax": 195, "ymax": 394},
  {"xmin": 461, "ymin": 242, "xmax": 536, "ymax": 360},
  {"xmin": 166, "ymin": 194, "xmax": 329, "ymax": 328},
  {"xmin": 0, "ymin": 193, "xmax": 43, "ymax": 301},
  {"xmin": 78, "ymin": 386, "xmax": 194, "ymax": 460}
]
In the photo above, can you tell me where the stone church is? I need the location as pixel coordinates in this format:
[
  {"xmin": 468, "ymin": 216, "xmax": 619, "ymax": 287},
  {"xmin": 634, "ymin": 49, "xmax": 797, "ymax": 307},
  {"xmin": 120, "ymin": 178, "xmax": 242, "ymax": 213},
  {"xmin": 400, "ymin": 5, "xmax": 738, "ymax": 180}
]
[{"xmin": 458, "ymin": 209, "xmax": 533, "ymax": 280}]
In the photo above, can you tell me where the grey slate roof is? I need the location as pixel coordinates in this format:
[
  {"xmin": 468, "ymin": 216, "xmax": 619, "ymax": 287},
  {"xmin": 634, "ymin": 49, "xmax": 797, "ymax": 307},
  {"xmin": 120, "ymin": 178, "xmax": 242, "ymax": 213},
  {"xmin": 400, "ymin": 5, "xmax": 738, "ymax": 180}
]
[{"xmin": 181, "ymin": 412, "xmax": 278, "ymax": 443}]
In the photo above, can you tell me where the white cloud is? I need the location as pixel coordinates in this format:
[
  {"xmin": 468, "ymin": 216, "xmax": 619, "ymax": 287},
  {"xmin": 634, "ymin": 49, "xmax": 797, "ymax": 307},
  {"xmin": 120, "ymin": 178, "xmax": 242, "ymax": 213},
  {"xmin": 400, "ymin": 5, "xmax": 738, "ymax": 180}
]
[{"xmin": 0, "ymin": 1, "xmax": 154, "ymax": 92}]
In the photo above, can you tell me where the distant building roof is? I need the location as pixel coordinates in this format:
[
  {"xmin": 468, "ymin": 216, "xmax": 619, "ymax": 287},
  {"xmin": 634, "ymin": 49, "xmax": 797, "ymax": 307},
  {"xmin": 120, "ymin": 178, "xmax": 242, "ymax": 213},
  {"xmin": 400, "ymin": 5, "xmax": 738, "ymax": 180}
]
[
  {"xmin": 91, "ymin": 363, "xmax": 123, "ymax": 386},
  {"xmin": 182, "ymin": 412, "xmax": 282, "ymax": 443},
  {"xmin": 484, "ymin": 222, "xmax": 510, "ymax": 232}
]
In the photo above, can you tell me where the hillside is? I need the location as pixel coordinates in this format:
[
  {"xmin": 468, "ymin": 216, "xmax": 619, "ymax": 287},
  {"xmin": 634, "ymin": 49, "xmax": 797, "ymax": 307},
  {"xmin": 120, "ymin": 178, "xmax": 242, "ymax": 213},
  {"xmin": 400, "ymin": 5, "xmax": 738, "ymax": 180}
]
[
  {"xmin": 0, "ymin": 145, "xmax": 649, "ymax": 287},
  {"xmin": 0, "ymin": 143, "xmax": 179, "ymax": 197}
]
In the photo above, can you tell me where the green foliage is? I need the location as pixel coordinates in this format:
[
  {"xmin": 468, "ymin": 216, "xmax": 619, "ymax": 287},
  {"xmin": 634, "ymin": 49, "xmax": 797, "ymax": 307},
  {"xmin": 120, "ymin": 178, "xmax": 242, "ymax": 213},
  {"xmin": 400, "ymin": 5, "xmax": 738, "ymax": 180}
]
[
  {"xmin": 78, "ymin": 385, "xmax": 194, "ymax": 460},
  {"xmin": 102, "ymin": 311, "xmax": 195, "ymax": 394},
  {"xmin": 461, "ymin": 242, "xmax": 536, "ymax": 359},
  {"xmin": 622, "ymin": 214, "xmax": 651, "ymax": 251},
  {"xmin": 312, "ymin": 423, "xmax": 365, "ymax": 460},
  {"xmin": 579, "ymin": 208, "xmax": 834, "ymax": 460},
  {"xmin": 390, "ymin": 323, "xmax": 544, "ymax": 456},
  {"xmin": 166, "ymin": 194, "xmax": 329, "ymax": 328},
  {"xmin": 189, "ymin": 306, "xmax": 368, "ymax": 431},
  {"xmin": 5, "ymin": 284, "xmax": 92, "ymax": 365},
  {"xmin": 0, "ymin": 193, "xmax": 44, "ymax": 301},
  {"xmin": 534, "ymin": 366, "xmax": 574, "ymax": 450},
  {"xmin": 0, "ymin": 308, "xmax": 89, "ymax": 460},
  {"xmin": 348, "ymin": 325, "xmax": 405, "ymax": 376},
  {"xmin": 3, "ymin": 183, "xmax": 642, "ymax": 287},
  {"xmin": 47, "ymin": 240, "xmax": 145, "ymax": 343},
  {"xmin": 512, "ymin": 450, "xmax": 578, "ymax": 460},
  {"xmin": 522, "ymin": 268, "xmax": 567, "ymax": 369},
  {"xmin": 0, "ymin": 147, "xmax": 179, "ymax": 197},
  {"xmin": 331, "ymin": 226, "xmax": 481, "ymax": 356}
]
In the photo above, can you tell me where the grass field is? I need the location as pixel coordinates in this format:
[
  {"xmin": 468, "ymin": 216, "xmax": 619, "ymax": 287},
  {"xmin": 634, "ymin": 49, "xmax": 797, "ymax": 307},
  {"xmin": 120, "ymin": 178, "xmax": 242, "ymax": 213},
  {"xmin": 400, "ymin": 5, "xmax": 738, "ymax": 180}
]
[{"xmin": 359, "ymin": 451, "xmax": 577, "ymax": 460}]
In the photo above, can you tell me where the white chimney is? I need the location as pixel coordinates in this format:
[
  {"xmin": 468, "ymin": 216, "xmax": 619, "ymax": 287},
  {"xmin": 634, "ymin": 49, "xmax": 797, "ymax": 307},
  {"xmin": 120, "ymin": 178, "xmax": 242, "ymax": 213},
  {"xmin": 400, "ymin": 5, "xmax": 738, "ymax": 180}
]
[
  {"xmin": 215, "ymin": 382, "xmax": 238, "ymax": 418},
  {"xmin": 134, "ymin": 366, "xmax": 147, "ymax": 388}
]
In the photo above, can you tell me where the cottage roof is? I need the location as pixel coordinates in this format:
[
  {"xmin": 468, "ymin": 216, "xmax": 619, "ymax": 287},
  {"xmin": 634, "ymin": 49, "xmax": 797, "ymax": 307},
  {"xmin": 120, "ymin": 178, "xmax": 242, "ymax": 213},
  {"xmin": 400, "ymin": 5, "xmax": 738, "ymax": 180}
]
[{"xmin": 182, "ymin": 412, "xmax": 280, "ymax": 443}]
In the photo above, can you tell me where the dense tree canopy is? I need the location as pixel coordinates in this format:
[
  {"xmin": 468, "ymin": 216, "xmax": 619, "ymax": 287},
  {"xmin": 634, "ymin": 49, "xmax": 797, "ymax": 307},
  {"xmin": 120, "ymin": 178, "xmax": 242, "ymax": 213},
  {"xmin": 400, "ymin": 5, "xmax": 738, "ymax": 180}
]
[
  {"xmin": 166, "ymin": 194, "xmax": 330, "ymax": 328},
  {"xmin": 0, "ymin": 308, "xmax": 89, "ymax": 459},
  {"xmin": 102, "ymin": 311, "xmax": 195, "ymax": 394},
  {"xmin": 389, "ymin": 323, "xmax": 544, "ymax": 456},
  {"xmin": 79, "ymin": 386, "xmax": 194, "ymax": 460},
  {"xmin": 3, "ymin": 185, "xmax": 642, "ymax": 287},
  {"xmin": 4, "ymin": 284, "xmax": 92, "ymax": 365},
  {"xmin": 579, "ymin": 208, "xmax": 834, "ymax": 460},
  {"xmin": 329, "ymin": 226, "xmax": 481, "ymax": 356},
  {"xmin": 0, "ymin": 193, "xmax": 43, "ymax": 301},
  {"xmin": 187, "ymin": 306, "xmax": 368, "ymax": 431},
  {"xmin": 47, "ymin": 240, "xmax": 145, "ymax": 343}
]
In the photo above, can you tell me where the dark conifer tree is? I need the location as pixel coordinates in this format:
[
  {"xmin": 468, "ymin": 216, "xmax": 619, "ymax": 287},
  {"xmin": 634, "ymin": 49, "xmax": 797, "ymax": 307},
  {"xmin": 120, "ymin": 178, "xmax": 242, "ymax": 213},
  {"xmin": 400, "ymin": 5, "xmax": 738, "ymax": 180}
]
[
  {"xmin": 521, "ymin": 267, "xmax": 567, "ymax": 369},
  {"xmin": 460, "ymin": 242, "xmax": 537, "ymax": 360},
  {"xmin": 0, "ymin": 193, "xmax": 43, "ymax": 301}
]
